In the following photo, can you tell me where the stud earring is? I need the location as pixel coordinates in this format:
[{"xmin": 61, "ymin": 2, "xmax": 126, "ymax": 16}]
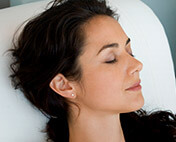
[{"xmin": 71, "ymin": 93, "xmax": 75, "ymax": 97}]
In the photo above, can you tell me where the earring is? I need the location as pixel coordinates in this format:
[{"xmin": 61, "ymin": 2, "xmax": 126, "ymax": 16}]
[{"xmin": 71, "ymin": 93, "xmax": 75, "ymax": 97}]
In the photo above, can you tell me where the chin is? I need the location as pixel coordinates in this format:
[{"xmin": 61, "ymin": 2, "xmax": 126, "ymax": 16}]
[
  {"xmin": 121, "ymin": 95, "xmax": 145, "ymax": 113},
  {"xmin": 130, "ymin": 95, "xmax": 145, "ymax": 112}
]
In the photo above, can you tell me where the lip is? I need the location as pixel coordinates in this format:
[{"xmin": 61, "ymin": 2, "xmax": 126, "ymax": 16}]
[{"xmin": 126, "ymin": 80, "xmax": 142, "ymax": 91}]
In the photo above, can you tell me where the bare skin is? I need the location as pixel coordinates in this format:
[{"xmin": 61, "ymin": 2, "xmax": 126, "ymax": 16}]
[{"xmin": 50, "ymin": 15, "xmax": 144, "ymax": 142}]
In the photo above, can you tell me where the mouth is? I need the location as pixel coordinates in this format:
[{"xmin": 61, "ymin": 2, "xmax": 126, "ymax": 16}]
[{"xmin": 125, "ymin": 80, "xmax": 142, "ymax": 91}]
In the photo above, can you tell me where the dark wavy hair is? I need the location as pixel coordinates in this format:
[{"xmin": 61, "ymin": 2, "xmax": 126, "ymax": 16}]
[{"xmin": 9, "ymin": 0, "xmax": 176, "ymax": 141}]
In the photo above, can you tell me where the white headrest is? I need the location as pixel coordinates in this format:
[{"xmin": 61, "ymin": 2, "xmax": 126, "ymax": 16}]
[
  {"xmin": 0, "ymin": 1, "xmax": 50, "ymax": 142},
  {"xmin": 0, "ymin": 0, "xmax": 176, "ymax": 141}
]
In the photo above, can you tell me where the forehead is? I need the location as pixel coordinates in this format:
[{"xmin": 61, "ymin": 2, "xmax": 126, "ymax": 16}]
[
  {"xmin": 78, "ymin": 15, "xmax": 128, "ymax": 66},
  {"xmin": 83, "ymin": 15, "xmax": 128, "ymax": 49}
]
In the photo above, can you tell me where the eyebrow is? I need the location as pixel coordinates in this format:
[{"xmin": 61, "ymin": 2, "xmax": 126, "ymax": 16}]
[{"xmin": 97, "ymin": 38, "xmax": 131, "ymax": 56}]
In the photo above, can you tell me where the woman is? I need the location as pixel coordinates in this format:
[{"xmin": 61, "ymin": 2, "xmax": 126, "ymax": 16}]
[{"xmin": 9, "ymin": 0, "xmax": 176, "ymax": 142}]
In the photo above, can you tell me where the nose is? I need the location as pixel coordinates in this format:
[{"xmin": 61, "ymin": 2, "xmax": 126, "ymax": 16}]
[{"xmin": 128, "ymin": 57, "xmax": 143, "ymax": 75}]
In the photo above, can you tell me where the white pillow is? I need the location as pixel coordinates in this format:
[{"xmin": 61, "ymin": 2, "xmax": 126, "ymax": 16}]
[
  {"xmin": 0, "ymin": 1, "xmax": 50, "ymax": 142},
  {"xmin": 0, "ymin": 0, "xmax": 176, "ymax": 141}
]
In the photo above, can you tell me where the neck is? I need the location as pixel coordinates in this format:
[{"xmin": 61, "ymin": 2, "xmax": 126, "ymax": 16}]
[{"xmin": 68, "ymin": 107, "xmax": 125, "ymax": 142}]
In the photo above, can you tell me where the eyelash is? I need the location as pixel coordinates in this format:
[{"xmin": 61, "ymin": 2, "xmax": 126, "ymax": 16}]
[{"xmin": 105, "ymin": 53, "xmax": 135, "ymax": 64}]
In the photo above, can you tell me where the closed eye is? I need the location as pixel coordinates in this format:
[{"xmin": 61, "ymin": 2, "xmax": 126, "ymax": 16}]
[
  {"xmin": 105, "ymin": 53, "xmax": 135, "ymax": 64},
  {"xmin": 105, "ymin": 58, "xmax": 117, "ymax": 64}
]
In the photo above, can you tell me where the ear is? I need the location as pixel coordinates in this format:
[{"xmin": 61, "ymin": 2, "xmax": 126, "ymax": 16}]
[{"xmin": 49, "ymin": 73, "xmax": 76, "ymax": 99}]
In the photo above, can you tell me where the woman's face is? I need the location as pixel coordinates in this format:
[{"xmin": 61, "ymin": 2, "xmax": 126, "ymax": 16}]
[{"xmin": 77, "ymin": 15, "xmax": 144, "ymax": 114}]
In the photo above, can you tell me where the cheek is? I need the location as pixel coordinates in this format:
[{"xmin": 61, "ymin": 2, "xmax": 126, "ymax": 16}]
[{"xmin": 80, "ymin": 67, "xmax": 125, "ymax": 111}]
